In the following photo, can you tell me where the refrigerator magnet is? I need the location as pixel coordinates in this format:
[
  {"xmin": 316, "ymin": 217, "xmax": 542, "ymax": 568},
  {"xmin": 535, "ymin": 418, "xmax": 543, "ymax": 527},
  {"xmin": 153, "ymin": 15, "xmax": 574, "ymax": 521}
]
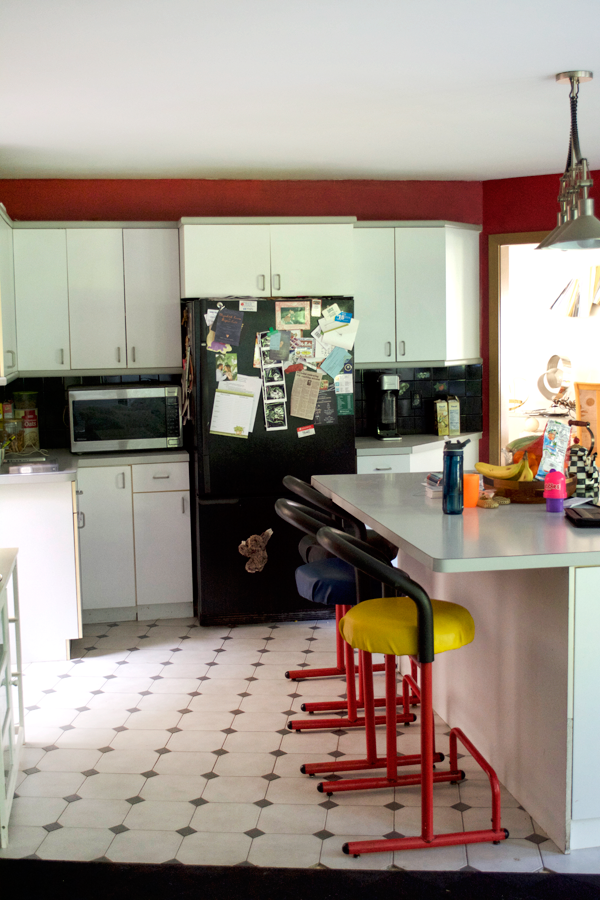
[
  {"xmin": 213, "ymin": 308, "xmax": 244, "ymax": 346},
  {"xmin": 297, "ymin": 425, "xmax": 316, "ymax": 438},
  {"xmin": 275, "ymin": 300, "xmax": 310, "ymax": 332}
]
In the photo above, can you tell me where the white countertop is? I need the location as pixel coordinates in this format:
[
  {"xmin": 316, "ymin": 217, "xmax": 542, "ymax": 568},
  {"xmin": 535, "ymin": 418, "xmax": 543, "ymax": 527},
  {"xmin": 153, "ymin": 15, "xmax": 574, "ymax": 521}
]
[
  {"xmin": 0, "ymin": 448, "xmax": 189, "ymax": 485},
  {"xmin": 355, "ymin": 433, "xmax": 482, "ymax": 456},
  {"xmin": 312, "ymin": 472, "xmax": 600, "ymax": 573}
]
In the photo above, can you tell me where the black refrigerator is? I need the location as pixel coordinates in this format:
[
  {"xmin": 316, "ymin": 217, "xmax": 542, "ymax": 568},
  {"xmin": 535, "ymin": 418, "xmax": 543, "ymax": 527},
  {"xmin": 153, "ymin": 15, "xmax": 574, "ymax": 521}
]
[{"xmin": 182, "ymin": 297, "xmax": 356, "ymax": 625}]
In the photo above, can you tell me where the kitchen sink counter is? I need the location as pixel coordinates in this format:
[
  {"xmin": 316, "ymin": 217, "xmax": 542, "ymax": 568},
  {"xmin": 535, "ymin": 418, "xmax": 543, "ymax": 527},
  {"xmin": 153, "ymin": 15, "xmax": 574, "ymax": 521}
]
[
  {"xmin": 356, "ymin": 432, "xmax": 482, "ymax": 457},
  {"xmin": 0, "ymin": 448, "xmax": 189, "ymax": 484}
]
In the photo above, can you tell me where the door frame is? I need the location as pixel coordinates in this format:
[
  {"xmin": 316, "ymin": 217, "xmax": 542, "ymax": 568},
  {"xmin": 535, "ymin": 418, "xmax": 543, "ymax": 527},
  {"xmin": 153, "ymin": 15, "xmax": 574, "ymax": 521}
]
[{"xmin": 488, "ymin": 231, "xmax": 548, "ymax": 464}]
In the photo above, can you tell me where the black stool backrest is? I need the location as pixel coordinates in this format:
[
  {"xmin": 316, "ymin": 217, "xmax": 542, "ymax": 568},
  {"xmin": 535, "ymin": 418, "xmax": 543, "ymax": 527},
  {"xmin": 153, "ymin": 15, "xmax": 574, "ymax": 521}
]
[
  {"xmin": 276, "ymin": 498, "xmax": 394, "ymax": 605},
  {"xmin": 317, "ymin": 526, "xmax": 435, "ymax": 664},
  {"xmin": 283, "ymin": 475, "xmax": 366, "ymax": 540}
]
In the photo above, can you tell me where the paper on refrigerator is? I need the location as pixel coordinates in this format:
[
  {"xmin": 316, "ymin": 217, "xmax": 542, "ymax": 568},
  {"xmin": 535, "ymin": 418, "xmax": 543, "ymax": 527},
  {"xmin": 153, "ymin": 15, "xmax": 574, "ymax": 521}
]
[
  {"xmin": 217, "ymin": 374, "xmax": 262, "ymax": 433},
  {"xmin": 319, "ymin": 316, "xmax": 360, "ymax": 351},
  {"xmin": 290, "ymin": 370, "xmax": 322, "ymax": 420},
  {"xmin": 209, "ymin": 385, "xmax": 255, "ymax": 439}
]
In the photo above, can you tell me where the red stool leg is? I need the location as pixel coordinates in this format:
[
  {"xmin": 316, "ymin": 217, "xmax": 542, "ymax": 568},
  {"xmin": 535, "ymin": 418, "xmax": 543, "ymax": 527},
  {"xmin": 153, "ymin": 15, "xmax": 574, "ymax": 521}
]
[
  {"xmin": 285, "ymin": 604, "xmax": 349, "ymax": 681},
  {"xmin": 342, "ymin": 660, "xmax": 509, "ymax": 856}
]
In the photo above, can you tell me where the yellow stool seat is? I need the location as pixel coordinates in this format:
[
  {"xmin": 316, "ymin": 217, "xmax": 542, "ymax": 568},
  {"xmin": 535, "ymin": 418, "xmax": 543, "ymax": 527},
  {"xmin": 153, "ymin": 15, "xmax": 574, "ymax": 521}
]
[{"xmin": 339, "ymin": 596, "xmax": 475, "ymax": 657}]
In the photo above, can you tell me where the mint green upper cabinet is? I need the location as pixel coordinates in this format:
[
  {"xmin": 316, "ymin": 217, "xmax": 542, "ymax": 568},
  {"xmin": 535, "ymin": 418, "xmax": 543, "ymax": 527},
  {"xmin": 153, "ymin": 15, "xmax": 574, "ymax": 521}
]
[
  {"xmin": 395, "ymin": 225, "xmax": 480, "ymax": 364},
  {"xmin": 180, "ymin": 225, "xmax": 271, "ymax": 297},
  {"xmin": 0, "ymin": 214, "xmax": 17, "ymax": 381},
  {"xmin": 179, "ymin": 222, "xmax": 354, "ymax": 297},
  {"xmin": 14, "ymin": 229, "xmax": 71, "ymax": 371},
  {"xmin": 353, "ymin": 223, "xmax": 481, "ymax": 365},
  {"xmin": 123, "ymin": 229, "xmax": 181, "ymax": 369},
  {"xmin": 353, "ymin": 228, "xmax": 397, "ymax": 364},
  {"xmin": 67, "ymin": 229, "xmax": 127, "ymax": 370},
  {"xmin": 268, "ymin": 224, "xmax": 354, "ymax": 296}
]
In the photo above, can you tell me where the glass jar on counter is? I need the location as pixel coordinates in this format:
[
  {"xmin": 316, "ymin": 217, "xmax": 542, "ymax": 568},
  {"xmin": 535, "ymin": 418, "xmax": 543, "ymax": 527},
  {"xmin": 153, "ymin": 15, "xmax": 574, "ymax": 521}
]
[{"xmin": 3, "ymin": 419, "xmax": 23, "ymax": 452}]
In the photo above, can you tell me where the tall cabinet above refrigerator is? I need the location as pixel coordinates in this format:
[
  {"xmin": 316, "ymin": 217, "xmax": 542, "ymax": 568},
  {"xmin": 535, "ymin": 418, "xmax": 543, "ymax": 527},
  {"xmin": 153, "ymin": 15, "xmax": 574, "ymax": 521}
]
[{"xmin": 182, "ymin": 297, "xmax": 356, "ymax": 625}]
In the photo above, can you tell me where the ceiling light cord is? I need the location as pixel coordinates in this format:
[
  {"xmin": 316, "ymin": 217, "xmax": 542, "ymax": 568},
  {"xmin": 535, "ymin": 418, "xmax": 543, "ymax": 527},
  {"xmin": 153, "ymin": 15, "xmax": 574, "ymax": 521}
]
[{"xmin": 537, "ymin": 70, "xmax": 600, "ymax": 250}]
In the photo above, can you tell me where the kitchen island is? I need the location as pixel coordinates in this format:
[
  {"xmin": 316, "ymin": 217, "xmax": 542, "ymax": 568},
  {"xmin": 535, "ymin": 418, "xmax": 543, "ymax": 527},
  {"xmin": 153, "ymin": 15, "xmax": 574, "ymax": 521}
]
[{"xmin": 312, "ymin": 472, "xmax": 600, "ymax": 853}]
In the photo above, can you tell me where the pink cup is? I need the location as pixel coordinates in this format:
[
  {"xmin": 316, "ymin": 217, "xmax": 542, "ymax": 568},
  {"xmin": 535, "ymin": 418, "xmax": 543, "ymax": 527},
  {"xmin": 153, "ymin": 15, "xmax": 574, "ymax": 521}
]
[{"xmin": 463, "ymin": 473, "xmax": 480, "ymax": 508}]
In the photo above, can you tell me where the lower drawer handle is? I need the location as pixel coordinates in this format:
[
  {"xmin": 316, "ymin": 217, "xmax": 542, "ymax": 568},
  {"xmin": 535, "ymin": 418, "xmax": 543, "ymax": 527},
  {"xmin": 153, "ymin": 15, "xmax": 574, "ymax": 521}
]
[
  {"xmin": 374, "ymin": 467, "xmax": 392, "ymax": 471},
  {"xmin": 153, "ymin": 474, "xmax": 171, "ymax": 479}
]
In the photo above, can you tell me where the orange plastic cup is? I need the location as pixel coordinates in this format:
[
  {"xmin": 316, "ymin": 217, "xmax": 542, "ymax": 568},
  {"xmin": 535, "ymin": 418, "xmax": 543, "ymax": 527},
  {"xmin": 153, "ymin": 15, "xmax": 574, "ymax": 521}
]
[{"xmin": 463, "ymin": 473, "xmax": 480, "ymax": 508}]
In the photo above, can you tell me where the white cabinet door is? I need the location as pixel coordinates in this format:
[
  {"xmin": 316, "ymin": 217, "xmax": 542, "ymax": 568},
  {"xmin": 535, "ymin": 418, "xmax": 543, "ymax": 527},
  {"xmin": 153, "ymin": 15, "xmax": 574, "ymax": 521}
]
[
  {"xmin": 0, "ymin": 482, "xmax": 79, "ymax": 662},
  {"xmin": 67, "ymin": 229, "xmax": 127, "ymax": 369},
  {"xmin": 0, "ymin": 215, "xmax": 17, "ymax": 379},
  {"xmin": 269, "ymin": 224, "xmax": 354, "ymax": 295},
  {"xmin": 123, "ymin": 229, "xmax": 181, "ymax": 369},
  {"xmin": 133, "ymin": 490, "xmax": 193, "ymax": 607},
  {"xmin": 353, "ymin": 228, "xmax": 396, "ymax": 363},
  {"xmin": 14, "ymin": 229, "xmax": 71, "ymax": 371},
  {"xmin": 395, "ymin": 227, "xmax": 448, "ymax": 363},
  {"xmin": 395, "ymin": 226, "xmax": 480, "ymax": 364},
  {"xmin": 180, "ymin": 225, "xmax": 271, "ymax": 296},
  {"xmin": 77, "ymin": 466, "xmax": 136, "ymax": 610}
]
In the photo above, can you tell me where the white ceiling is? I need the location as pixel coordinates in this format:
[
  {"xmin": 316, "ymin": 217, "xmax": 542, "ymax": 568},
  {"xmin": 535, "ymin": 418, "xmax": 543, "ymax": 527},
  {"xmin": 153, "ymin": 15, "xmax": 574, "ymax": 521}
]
[{"xmin": 2, "ymin": 0, "xmax": 600, "ymax": 181}]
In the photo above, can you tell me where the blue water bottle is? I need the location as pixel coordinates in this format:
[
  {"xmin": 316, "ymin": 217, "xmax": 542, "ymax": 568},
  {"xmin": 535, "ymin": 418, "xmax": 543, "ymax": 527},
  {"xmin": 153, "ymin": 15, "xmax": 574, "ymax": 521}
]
[{"xmin": 442, "ymin": 438, "xmax": 471, "ymax": 515}]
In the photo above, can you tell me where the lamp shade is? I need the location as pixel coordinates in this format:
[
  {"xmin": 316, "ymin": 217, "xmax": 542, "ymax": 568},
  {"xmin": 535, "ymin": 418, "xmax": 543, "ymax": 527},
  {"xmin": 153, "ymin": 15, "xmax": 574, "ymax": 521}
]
[{"xmin": 537, "ymin": 198, "xmax": 600, "ymax": 250}]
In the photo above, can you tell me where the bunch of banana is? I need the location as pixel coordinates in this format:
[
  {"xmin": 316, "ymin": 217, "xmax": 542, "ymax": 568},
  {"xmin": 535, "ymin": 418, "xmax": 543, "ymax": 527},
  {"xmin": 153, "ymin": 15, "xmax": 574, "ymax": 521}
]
[{"xmin": 475, "ymin": 452, "xmax": 532, "ymax": 482}]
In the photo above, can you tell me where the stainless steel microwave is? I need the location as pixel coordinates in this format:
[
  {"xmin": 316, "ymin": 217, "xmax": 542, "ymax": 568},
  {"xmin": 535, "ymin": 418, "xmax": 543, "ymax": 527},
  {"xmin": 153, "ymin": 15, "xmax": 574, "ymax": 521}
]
[{"xmin": 68, "ymin": 384, "xmax": 183, "ymax": 453}]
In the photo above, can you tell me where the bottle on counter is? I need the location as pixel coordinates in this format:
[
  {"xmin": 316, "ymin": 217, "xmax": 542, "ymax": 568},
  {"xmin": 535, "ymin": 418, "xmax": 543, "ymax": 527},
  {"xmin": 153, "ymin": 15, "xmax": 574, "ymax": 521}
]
[
  {"xmin": 442, "ymin": 438, "xmax": 471, "ymax": 515},
  {"xmin": 544, "ymin": 469, "xmax": 567, "ymax": 513}
]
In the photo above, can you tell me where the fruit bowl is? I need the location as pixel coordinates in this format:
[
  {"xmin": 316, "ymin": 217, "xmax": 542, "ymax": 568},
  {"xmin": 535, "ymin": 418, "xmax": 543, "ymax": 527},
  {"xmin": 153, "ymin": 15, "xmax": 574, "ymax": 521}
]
[{"xmin": 484, "ymin": 475, "xmax": 577, "ymax": 504}]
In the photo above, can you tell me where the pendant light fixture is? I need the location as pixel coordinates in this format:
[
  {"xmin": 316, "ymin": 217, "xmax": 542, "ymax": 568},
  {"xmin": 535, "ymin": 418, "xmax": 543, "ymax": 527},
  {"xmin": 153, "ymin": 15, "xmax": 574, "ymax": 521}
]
[{"xmin": 537, "ymin": 71, "xmax": 600, "ymax": 250}]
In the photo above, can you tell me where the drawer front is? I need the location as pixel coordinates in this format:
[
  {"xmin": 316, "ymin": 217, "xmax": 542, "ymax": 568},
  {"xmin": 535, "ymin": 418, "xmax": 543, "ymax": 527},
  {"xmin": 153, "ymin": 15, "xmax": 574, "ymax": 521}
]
[
  {"xmin": 356, "ymin": 455, "xmax": 410, "ymax": 475},
  {"xmin": 132, "ymin": 462, "xmax": 190, "ymax": 493}
]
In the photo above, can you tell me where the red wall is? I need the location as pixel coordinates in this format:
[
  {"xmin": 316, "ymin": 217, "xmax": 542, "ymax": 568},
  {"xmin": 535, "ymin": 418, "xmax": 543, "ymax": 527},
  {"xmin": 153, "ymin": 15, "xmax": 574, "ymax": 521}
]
[
  {"xmin": 2, "ymin": 172, "xmax": 590, "ymax": 460},
  {"xmin": 0, "ymin": 178, "xmax": 483, "ymax": 224}
]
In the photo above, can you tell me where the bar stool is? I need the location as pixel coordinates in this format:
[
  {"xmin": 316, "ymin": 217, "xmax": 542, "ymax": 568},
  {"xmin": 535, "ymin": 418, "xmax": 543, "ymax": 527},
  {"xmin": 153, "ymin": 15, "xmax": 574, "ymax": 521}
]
[
  {"xmin": 315, "ymin": 525, "xmax": 509, "ymax": 857},
  {"xmin": 275, "ymin": 498, "xmax": 416, "ymax": 734},
  {"xmin": 281, "ymin": 475, "xmax": 398, "ymax": 687}
]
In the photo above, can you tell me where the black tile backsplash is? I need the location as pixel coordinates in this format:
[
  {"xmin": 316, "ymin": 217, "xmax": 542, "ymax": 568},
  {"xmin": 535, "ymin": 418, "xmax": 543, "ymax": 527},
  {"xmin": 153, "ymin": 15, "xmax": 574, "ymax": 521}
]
[
  {"xmin": 0, "ymin": 366, "xmax": 481, "ymax": 446},
  {"xmin": 0, "ymin": 374, "xmax": 180, "ymax": 450},
  {"xmin": 356, "ymin": 364, "xmax": 483, "ymax": 437}
]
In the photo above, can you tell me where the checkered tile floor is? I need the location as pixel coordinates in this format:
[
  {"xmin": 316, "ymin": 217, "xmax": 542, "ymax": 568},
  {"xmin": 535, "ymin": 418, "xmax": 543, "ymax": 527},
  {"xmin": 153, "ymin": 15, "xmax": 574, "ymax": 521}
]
[{"xmin": 2, "ymin": 618, "xmax": 597, "ymax": 873}]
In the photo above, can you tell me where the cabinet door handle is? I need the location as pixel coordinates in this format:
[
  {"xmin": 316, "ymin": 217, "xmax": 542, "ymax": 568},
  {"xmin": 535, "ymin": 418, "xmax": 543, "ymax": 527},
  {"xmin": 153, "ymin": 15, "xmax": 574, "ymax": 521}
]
[
  {"xmin": 6, "ymin": 350, "xmax": 15, "ymax": 368},
  {"xmin": 385, "ymin": 341, "xmax": 391, "ymax": 357},
  {"xmin": 78, "ymin": 511, "xmax": 86, "ymax": 528},
  {"xmin": 153, "ymin": 474, "xmax": 171, "ymax": 479},
  {"xmin": 273, "ymin": 274, "xmax": 281, "ymax": 291},
  {"xmin": 182, "ymin": 495, "xmax": 186, "ymax": 513},
  {"xmin": 374, "ymin": 467, "xmax": 392, "ymax": 471},
  {"xmin": 399, "ymin": 340, "xmax": 405, "ymax": 357},
  {"xmin": 60, "ymin": 348, "xmax": 65, "ymax": 365},
  {"xmin": 257, "ymin": 275, "xmax": 265, "ymax": 291},
  {"xmin": 118, "ymin": 472, "xmax": 126, "ymax": 489},
  {"xmin": 116, "ymin": 347, "xmax": 121, "ymax": 363},
  {"xmin": 131, "ymin": 347, "xmax": 136, "ymax": 363}
]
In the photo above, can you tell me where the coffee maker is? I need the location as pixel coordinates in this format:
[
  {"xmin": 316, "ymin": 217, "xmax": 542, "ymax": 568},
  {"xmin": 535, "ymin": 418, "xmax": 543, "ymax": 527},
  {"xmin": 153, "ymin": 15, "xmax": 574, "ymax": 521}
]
[{"xmin": 376, "ymin": 374, "xmax": 400, "ymax": 440}]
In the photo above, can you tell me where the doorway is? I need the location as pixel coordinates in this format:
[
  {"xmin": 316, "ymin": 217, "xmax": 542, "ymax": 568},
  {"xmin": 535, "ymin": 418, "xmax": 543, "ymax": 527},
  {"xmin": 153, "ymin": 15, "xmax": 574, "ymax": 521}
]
[{"xmin": 489, "ymin": 233, "xmax": 600, "ymax": 463}]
